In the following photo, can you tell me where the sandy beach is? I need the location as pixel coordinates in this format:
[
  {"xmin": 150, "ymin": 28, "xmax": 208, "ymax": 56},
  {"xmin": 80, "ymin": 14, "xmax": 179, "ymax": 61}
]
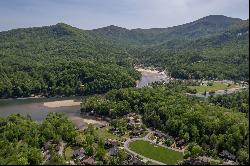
[
  {"xmin": 136, "ymin": 68, "xmax": 159, "ymax": 74},
  {"xmin": 136, "ymin": 68, "xmax": 165, "ymax": 76},
  {"xmin": 43, "ymin": 100, "xmax": 81, "ymax": 108}
]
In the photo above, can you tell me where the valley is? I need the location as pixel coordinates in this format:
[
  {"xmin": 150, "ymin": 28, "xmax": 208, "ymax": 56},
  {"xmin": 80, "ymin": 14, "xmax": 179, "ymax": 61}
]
[{"xmin": 0, "ymin": 14, "xmax": 249, "ymax": 165}]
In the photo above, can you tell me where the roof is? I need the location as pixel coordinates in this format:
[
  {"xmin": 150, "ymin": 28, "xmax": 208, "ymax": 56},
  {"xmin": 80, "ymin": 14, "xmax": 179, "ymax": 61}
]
[
  {"xmin": 129, "ymin": 157, "xmax": 144, "ymax": 165},
  {"xmin": 108, "ymin": 147, "xmax": 119, "ymax": 156},
  {"xmin": 73, "ymin": 148, "xmax": 85, "ymax": 158},
  {"xmin": 82, "ymin": 157, "xmax": 95, "ymax": 165},
  {"xmin": 43, "ymin": 141, "xmax": 52, "ymax": 150},
  {"xmin": 219, "ymin": 150, "xmax": 236, "ymax": 160}
]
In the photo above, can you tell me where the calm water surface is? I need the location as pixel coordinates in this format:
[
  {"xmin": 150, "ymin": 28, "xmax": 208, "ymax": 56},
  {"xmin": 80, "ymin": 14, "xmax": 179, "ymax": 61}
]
[
  {"xmin": 0, "ymin": 71, "xmax": 168, "ymax": 121},
  {"xmin": 136, "ymin": 71, "xmax": 169, "ymax": 88},
  {"xmin": 0, "ymin": 97, "xmax": 81, "ymax": 122}
]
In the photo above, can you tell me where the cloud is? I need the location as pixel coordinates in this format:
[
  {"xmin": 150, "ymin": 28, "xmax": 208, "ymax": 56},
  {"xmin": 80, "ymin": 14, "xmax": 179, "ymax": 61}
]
[{"xmin": 0, "ymin": 0, "xmax": 248, "ymax": 31}]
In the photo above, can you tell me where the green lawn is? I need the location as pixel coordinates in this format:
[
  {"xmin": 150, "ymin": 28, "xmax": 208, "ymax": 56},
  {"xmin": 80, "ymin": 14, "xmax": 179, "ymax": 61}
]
[
  {"xmin": 188, "ymin": 82, "xmax": 237, "ymax": 93},
  {"xmin": 129, "ymin": 140, "xmax": 183, "ymax": 165},
  {"xmin": 95, "ymin": 126, "xmax": 120, "ymax": 140},
  {"xmin": 64, "ymin": 146, "xmax": 74, "ymax": 160}
]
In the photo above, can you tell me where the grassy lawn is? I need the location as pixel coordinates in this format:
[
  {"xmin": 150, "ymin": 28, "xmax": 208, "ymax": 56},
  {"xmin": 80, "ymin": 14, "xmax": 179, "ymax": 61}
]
[
  {"xmin": 129, "ymin": 140, "xmax": 183, "ymax": 165},
  {"xmin": 188, "ymin": 82, "xmax": 237, "ymax": 93},
  {"xmin": 95, "ymin": 126, "xmax": 120, "ymax": 140},
  {"xmin": 64, "ymin": 146, "xmax": 74, "ymax": 160}
]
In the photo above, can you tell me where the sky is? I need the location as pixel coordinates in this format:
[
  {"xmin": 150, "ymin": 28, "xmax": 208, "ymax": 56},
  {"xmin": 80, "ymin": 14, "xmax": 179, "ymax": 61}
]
[{"xmin": 0, "ymin": 0, "xmax": 249, "ymax": 31}]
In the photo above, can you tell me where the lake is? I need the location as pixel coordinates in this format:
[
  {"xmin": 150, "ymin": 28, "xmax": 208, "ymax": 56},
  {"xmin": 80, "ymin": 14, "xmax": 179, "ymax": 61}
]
[
  {"xmin": 0, "ymin": 69, "xmax": 169, "ymax": 123},
  {"xmin": 136, "ymin": 68, "xmax": 170, "ymax": 88},
  {"xmin": 0, "ymin": 97, "xmax": 81, "ymax": 122}
]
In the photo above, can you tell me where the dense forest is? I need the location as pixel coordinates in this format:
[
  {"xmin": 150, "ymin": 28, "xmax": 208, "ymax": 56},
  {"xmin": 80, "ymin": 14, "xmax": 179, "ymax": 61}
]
[
  {"xmin": 208, "ymin": 90, "xmax": 249, "ymax": 114},
  {"xmin": 0, "ymin": 15, "xmax": 249, "ymax": 99},
  {"xmin": 95, "ymin": 16, "xmax": 249, "ymax": 80},
  {"xmin": 81, "ymin": 83, "xmax": 249, "ymax": 164},
  {"xmin": 0, "ymin": 60, "xmax": 140, "ymax": 98},
  {"xmin": 0, "ymin": 14, "xmax": 249, "ymax": 165},
  {"xmin": 0, "ymin": 113, "xmax": 76, "ymax": 164},
  {"xmin": 0, "ymin": 113, "xmax": 128, "ymax": 165},
  {"xmin": 129, "ymin": 19, "xmax": 249, "ymax": 80}
]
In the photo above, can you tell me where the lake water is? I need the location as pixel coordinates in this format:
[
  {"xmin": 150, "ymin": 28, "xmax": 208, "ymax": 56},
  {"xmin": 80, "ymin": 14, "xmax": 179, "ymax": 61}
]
[
  {"xmin": 0, "ymin": 97, "xmax": 81, "ymax": 122},
  {"xmin": 136, "ymin": 70, "xmax": 169, "ymax": 88},
  {"xmin": 0, "ymin": 70, "xmax": 169, "ymax": 122}
]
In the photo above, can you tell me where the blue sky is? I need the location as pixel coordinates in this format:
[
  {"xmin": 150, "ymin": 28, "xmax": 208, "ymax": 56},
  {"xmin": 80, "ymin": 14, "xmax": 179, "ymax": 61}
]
[{"xmin": 0, "ymin": 0, "xmax": 249, "ymax": 31}]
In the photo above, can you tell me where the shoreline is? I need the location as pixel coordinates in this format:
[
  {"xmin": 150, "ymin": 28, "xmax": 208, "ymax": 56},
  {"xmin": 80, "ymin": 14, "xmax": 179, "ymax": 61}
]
[
  {"xmin": 135, "ymin": 67, "xmax": 167, "ymax": 77},
  {"xmin": 0, "ymin": 95, "xmax": 81, "ymax": 102},
  {"xmin": 186, "ymin": 86, "xmax": 247, "ymax": 98}
]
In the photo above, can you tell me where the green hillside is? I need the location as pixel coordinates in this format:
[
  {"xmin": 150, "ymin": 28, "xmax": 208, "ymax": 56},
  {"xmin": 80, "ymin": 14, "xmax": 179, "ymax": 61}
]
[
  {"xmin": 0, "ymin": 23, "xmax": 140, "ymax": 98},
  {"xmin": 134, "ymin": 20, "xmax": 249, "ymax": 80},
  {"xmin": 0, "ymin": 15, "xmax": 248, "ymax": 98},
  {"xmin": 93, "ymin": 15, "xmax": 242, "ymax": 44}
]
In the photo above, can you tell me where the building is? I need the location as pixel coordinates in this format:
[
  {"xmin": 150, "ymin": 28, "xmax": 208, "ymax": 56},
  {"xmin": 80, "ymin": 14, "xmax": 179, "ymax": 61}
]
[
  {"xmin": 73, "ymin": 148, "xmax": 86, "ymax": 161},
  {"xmin": 82, "ymin": 157, "xmax": 95, "ymax": 165},
  {"xmin": 108, "ymin": 146, "xmax": 119, "ymax": 156},
  {"xmin": 219, "ymin": 150, "xmax": 236, "ymax": 161},
  {"xmin": 104, "ymin": 139, "xmax": 118, "ymax": 149}
]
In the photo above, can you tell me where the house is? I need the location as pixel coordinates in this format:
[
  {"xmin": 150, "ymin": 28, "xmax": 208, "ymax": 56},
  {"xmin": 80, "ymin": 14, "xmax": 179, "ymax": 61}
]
[
  {"xmin": 222, "ymin": 160, "xmax": 237, "ymax": 165},
  {"xmin": 153, "ymin": 131, "xmax": 167, "ymax": 139},
  {"xmin": 43, "ymin": 141, "xmax": 52, "ymax": 151},
  {"xmin": 182, "ymin": 157, "xmax": 210, "ymax": 165},
  {"xmin": 127, "ymin": 113, "xmax": 143, "ymax": 131},
  {"xmin": 82, "ymin": 157, "xmax": 95, "ymax": 165},
  {"xmin": 108, "ymin": 147, "xmax": 119, "ymax": 156},
  {"xmin": 125, "ymin": 154, "xmax": 144, "ymax": 165},
  {"xmin": 128, "ymin": 156, "xmax": 144, "ymax": 165},
  {"xmin": 104, "ymin": 139, "xmax": 118, "ymax": 149},
  {"xmin": 43, "ymin": 153, "xmax": 51, "ymax": 161},
  {"xmin": 73, "ymin": 148, "xmax": 86, "ymax": 161},
  {"xmin": 130, "ymin": 129, "xmax": 144, "ymax": 137},
  {"xmin": 175, "ymin": 138, "xmax": 186, "ymax": 149},
  {"xmin": 219, "ymin": 150, "xmax": 236, "ymax": 160}
]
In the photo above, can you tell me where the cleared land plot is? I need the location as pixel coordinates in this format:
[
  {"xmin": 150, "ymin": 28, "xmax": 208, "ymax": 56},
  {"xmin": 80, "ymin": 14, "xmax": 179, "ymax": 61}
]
[
  {"xmin": 64, "ymin": 146, "xmax": 74, "ymax": 160},
  {"xmin": 188, "ymin": 82, "xmax": 237, "ymax": 93},
  {"xmin": 129, "ymin": 140, "xmax": 183, "ymax": 165},
  {"xmin": 95, "ymin": 126, "xmax": 120, "ymax": 140}
]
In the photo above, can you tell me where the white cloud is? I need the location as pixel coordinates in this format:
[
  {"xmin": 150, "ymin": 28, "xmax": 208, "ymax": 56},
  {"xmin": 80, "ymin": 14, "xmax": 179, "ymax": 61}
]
[{"xmin": 0, "ymin": 0, "xmax": 248, "ymax": 31}]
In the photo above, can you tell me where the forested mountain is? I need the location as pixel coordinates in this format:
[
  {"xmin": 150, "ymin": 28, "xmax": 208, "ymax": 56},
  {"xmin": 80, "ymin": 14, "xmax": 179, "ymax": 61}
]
[
  {"xmin": 0, "ymin": 24, "xmax": 139, "ymax": 98},
  {"xmin": 93, "ymin": 15, "xmax": 243, "ymax": 44},
  {"xmin": 134, "ymin": 19, "xmax": 249, "ymax": 80},
  {"xmin": 93, "ymin": 15, "xmax": 249, "ymax": 80},
  {"xmin": 0, "ymin": 15, "xmax": 248, "ymax": 98},
  {"xmin": 0, "ymin": 23, "xmax": 133, "ymax": 65},
  {"xmin": 0, "ymin": 14, "xmax": 249, "ymax": 165}
]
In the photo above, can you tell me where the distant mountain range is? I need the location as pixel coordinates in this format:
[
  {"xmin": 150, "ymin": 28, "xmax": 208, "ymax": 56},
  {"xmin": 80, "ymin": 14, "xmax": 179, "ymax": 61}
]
[
  {"xmin": 0, "ymin": 15, "xmax": 249, "ymax": 80},
  {"xmin": 92, "ymin": 15, "xmax": 246, "ymax": 44}
]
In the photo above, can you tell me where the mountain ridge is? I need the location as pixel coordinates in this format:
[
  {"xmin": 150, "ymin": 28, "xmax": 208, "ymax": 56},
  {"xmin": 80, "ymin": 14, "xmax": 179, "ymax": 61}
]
[
  {"xmin": 92, "ymin": 15, "xmax": 245, "ymax": 44},
  {"xmin": 0, "ymin": 14, "xmax": 248, "ymax": 81}
]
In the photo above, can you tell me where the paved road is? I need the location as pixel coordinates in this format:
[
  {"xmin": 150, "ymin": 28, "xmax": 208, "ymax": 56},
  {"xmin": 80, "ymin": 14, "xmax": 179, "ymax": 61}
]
[{"xmin": 123, "ymin": 130, "xmax": 184, "ymax": 165}]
